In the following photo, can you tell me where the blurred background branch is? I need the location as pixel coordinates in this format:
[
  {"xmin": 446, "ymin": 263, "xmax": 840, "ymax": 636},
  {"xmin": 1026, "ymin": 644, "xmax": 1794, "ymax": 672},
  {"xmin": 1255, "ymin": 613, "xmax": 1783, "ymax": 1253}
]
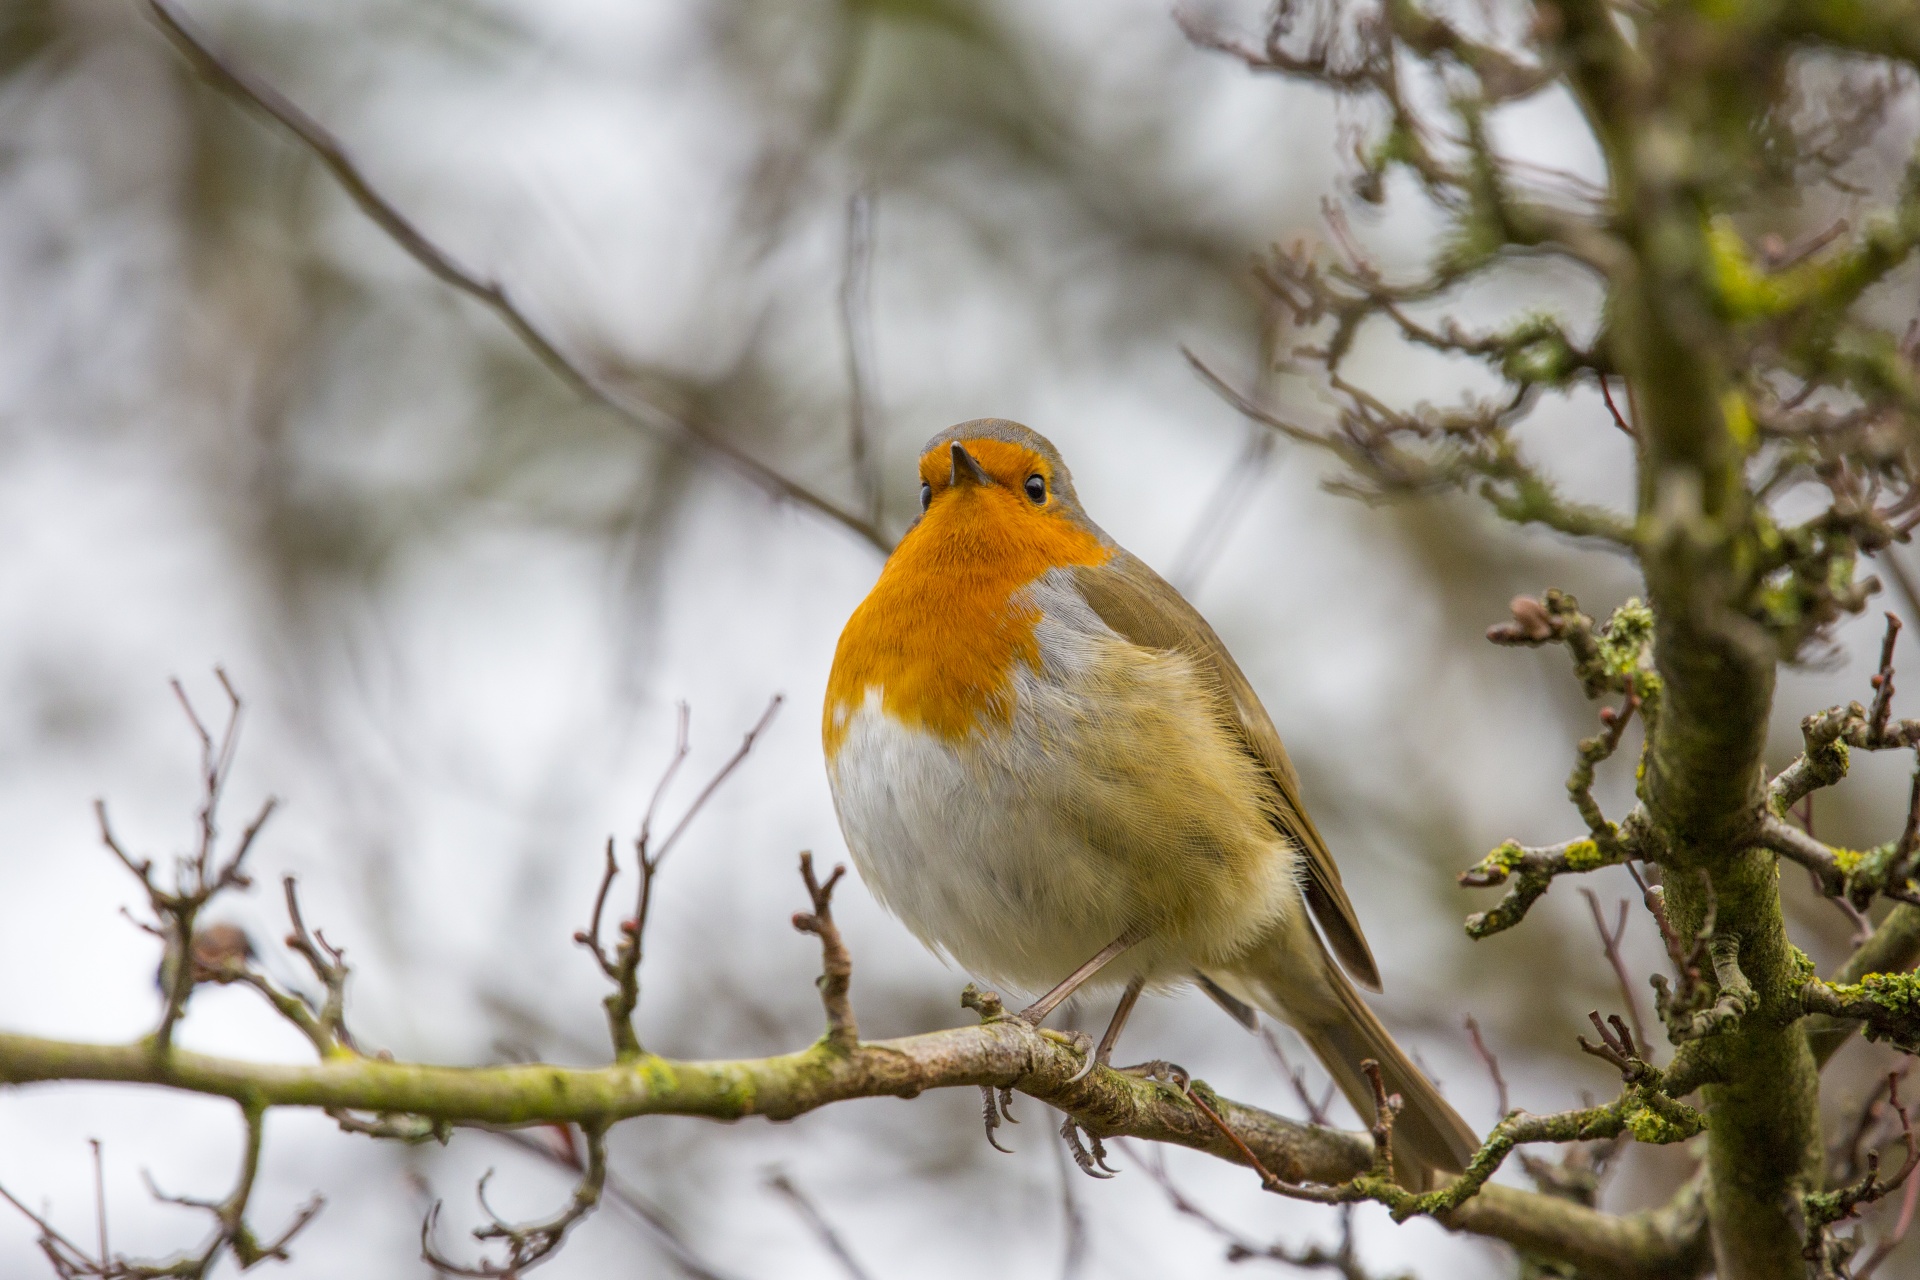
[{"xmin": 5, "ymin": 0, "xmax": 1920, "ymax": 1276}]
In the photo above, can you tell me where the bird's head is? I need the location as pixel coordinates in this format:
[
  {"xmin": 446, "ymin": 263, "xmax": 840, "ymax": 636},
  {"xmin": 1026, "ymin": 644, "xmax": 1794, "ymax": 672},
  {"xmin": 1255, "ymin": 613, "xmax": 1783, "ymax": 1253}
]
[{"xmin": 908, "ymin": 419, "xmax": 1096, "ymax": 550}]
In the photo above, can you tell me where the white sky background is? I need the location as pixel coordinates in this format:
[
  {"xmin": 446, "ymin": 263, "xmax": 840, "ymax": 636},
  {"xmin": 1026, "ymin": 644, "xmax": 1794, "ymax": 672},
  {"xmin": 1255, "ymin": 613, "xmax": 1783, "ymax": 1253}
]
[{"xmin": 1, "ymin": 1, "xmax": 1916, "ymax": 1276}]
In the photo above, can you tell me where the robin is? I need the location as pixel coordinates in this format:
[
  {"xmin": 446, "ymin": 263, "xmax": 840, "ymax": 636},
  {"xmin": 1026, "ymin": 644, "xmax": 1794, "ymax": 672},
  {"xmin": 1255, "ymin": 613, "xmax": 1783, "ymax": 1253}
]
[{"xmin": 823, "ymin": 419, "xmax": 1478, "ymax": 1183}]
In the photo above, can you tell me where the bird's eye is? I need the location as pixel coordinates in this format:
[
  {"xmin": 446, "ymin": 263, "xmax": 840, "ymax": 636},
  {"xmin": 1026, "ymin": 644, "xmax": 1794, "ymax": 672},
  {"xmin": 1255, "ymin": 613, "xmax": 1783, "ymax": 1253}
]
[
  {"xmin": 919, "ymin": 481, "xmax": 932, "ymax": 512},
  {"xmin": 1024, "ymin": 474, "xmax": 1047, "ymax": 504}
]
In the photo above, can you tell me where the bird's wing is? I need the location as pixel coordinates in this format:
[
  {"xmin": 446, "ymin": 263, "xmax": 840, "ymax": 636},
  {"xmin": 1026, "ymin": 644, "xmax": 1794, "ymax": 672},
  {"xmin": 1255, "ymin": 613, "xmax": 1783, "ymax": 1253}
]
[{"xmin": 1070, "ymin": 553, "xmax": 1383, "ymax": 992}]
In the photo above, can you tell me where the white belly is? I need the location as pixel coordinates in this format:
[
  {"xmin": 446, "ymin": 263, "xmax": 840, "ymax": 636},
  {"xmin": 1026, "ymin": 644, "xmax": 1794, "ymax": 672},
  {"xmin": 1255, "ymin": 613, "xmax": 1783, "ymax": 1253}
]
[{"xmin": 825, "ymin": 581, "xmax": 1303, "ymax": 995}]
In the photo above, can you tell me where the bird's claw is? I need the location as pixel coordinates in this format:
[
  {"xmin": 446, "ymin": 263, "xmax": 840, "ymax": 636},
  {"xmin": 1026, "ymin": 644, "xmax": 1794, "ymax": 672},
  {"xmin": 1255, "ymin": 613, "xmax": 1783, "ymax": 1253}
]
[
  {"xmin": 1118, "ymin": 1059, "xmax": 1190, "ymax": 1093},
  {"xmin": 979, "ymin": 1084, "xmax": 1018, "ymax": 1153},
  {"xmin": 1058, "ymin": 1030, "xmax": 1098, "ymax": 1083},
  {"xmin": 1059, "ymin": 1116, "xmax": 1118, "ymax": 1178}
]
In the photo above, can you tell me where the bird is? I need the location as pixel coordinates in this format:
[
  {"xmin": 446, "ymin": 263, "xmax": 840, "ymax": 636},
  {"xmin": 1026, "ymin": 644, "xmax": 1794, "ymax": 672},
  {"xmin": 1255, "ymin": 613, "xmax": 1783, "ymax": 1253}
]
[{"xmin": 821, "ymin": 419, "xmax": 1478, "ymax": 1184}]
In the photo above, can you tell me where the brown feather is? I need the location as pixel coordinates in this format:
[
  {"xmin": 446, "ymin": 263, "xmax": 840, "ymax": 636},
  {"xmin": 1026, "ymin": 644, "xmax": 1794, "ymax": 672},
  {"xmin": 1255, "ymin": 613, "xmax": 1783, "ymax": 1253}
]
[{"xmin": 1070, "ymin": 554, "xmax": 1384, "ymax": 992}]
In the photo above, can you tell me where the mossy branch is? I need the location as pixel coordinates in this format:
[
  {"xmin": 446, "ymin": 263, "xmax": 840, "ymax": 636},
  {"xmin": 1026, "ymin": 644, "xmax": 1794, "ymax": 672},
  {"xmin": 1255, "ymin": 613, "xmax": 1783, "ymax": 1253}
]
[
  {"xmin": 0, "ymin": 1016, "xmax": 1705, "ymax": 1277},
  {"xmin": 1459, "ymin": 830, "xmax": 1638, "ymax": 939},
  {"xmin": 1804, "ymin": 973, "xmax": 1920, "ymax": 1053},
  {"xmin": 1241, "ymin": 1015, "xmax": 1713, "ymax": 1252},
  {"xmin": 1461, "ymin": 594, "xmax": 1660, "ymax": 938}
]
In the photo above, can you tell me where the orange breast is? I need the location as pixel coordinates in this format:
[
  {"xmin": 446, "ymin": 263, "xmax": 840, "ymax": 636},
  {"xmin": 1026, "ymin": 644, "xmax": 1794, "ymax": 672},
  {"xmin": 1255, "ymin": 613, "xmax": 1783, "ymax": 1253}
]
[{"xmin": 824, "ymin": 471, "xmax": 1111, "ymax": 754}]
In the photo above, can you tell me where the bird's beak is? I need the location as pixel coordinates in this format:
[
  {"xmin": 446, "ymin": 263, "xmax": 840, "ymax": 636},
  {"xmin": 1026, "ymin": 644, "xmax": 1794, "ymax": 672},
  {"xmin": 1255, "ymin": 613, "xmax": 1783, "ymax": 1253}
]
[{"xmin": 950, "ymin": 442, "xmax": 993, "ymax": 489}]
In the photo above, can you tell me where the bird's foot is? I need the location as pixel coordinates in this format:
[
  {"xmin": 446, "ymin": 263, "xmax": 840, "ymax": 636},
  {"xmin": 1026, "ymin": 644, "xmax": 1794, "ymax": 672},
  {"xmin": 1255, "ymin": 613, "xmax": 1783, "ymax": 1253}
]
[
  {"xmin": 1116, "ymin": 1059, "xmax": 1191, "ymax": 1093},
  {"xmin": 978, "ymin": 1084, "xmax": 1019, "ymax": 1153},
  {"xmin": 1059, "ymin": 1115, "xmax": 1119, "ymax": 1178},
  {"xmin": 1040, "ymin": 1028, "xmax": 1098, "ymax": 1083}
]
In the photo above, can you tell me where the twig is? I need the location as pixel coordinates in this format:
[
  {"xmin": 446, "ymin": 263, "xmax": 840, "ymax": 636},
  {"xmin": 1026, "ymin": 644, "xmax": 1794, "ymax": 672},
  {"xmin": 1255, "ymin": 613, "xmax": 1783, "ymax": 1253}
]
[
  {"xmin": 1567, "ymin": 677, "xmax": 1641, "ymax": 844},
  {"xmin": 422, "ymin": 1123, "xmax": 608, "ymax": 1277},
  {"xmin": 1875, "ymin": 545, "xmax": 1920, "ymax": 633},
  {"xmin": 1598, "ymin": 376, "xmax": 1637, "ymax": 438},
  {"xmin": 1356, "ymin": 1061, "xmax": 1400, "ymax": 1187},
  {"xmin": 791, "ymin": 853, "xmax": 857, "ymax": 1049},
  {"xmin": 1578, "ymin": 889, "xmax": 1648, "ymax": 1050},
  {"xmin": 652, "ymin": 697, "xmax": 783, "ymax": 862},
  {"xmin": 1462, "ymin": 1016, "xmax": 1510, "ymax": 1119},
  {"xmin": 1576, "ymin": 1010, "xmax": 1651, "ymax": 1083},
  {"xmin": 97, "ymin": 672, "xmax": 277, "ymax": 1058},
  {"xmin": 578, "ymin": 698, "xmax": 782, "ymax": 1059},
  {"xmin": 1629, "ymin": 868, "xmax": 1753, "ymax": 1042},
  {"xmin": 1262, "ymin": 1027, "xmax": 1338, "ymax": 1126},
  {"xmin": 1856, "ymin": 1163, "xmax": 1920, "ymax": 1278},
  {"xmin": 1183, "ymin": 348, "xmax": 1634, "ymax": 545},
  {"xmin": 839, "ymin": 189, "xmax": 881, "ymax": 526},
  {"xmin": 485, "ymin": 1130, "xmax": 741, "ymax": 1280},
  {"xmin": 766, "ymin": 1172, "xmax": 872, "ymax": 1280},
  {"xmin": 1871, "ymin": 613, "xmax": 1903, "ymax": 744},
  {"xmin": 1128, "ymin": 1143, "xmax": 1404, "ymax": 1280},
  {"xmin": 0, "ymin": 1102, "xmax": 323, "ymax": 1279},
  {"xmin": 1836, "ymin": 1063, "xmax": 1917, "ymax": 1188},
  {"xmin": 1804, "ymin": 976, "xmax": 1920, "ymax": 1053},
  {"xmin": 1170, "ymin": 303, "xmax": 1286, "ymax": 593},
  {"xmin": 1458, "ymin": 820, "xmax": 1642, "ymax": 939},
  {"xmin": 1806, "ymin": 1072, "xmax": 1920, "ymax": 1266},
  {"xmin": 143, "ymin": 0, "xmax": 889, "ymax": 553}
]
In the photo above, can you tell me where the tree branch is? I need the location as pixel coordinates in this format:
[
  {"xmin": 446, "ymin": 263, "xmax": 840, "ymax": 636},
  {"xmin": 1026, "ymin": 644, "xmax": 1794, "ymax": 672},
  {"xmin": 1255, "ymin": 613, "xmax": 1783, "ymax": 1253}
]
[
  {"xmin": 0, "ymin": 1014, "xmax": 1709, "ymax": 1278},
  {"xmin": 1804, "ymin": 974, "xmax": 1920, "ymax": 1053},
  {"xmin": 1811, "ymin": 905, "xmax": 1920, "ymax": 1066},
  {"xmin": 1458, "ymin": 831, "xmax": 1639, "ymax": 939},
  {"xmin": 143, "ymin": 0, "xmax": 890, "ymax": 553}
]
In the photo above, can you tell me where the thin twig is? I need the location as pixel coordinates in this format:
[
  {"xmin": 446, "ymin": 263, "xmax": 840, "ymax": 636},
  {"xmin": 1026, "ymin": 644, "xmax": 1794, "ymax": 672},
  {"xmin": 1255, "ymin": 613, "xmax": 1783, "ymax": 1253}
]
[
  {"xmin": 422, "ymin": 1122, "xmax": 608, "ymax": 1277},
  {"xmin": 1171, "ymin": 303, "xmax": 1286, "ymax": 593},
  {"xmin": 1463, "ymin": 1016, "xmax": 1510, "ymax": 1119},
  {"xmin": 653, "ymin": 697, "xmax": 783, "ymax": 863},
  {"xmin": 1578, "ymin": 889, "xmax": 1649, "ymax": 1050},
  {"xmin": 792, "ymin": 853, "xmax": 857, "ymax": 1048},
  {"xmin": 590, "ymin": 697, "xmax": 782, "ymax": 1059},
  {"xmin": 144, "ymin": 0, "xmax": 889, "ymax": 553},
  {"xmin": 840, "ymin": 189, "xmax": 881, "ymax": 526},
  {"xmin": 1261, "ymin": 1027, "xmax": 1338, "ymax": 1126},
  {"xmin": 766, "ymin": 1172, "xmax": 873, "ymax": 1280},
  {"xmin": 486, "ymin": 1129, "xmax": 741, "ymax": 1280},
  {"xmin": 1127, "ymin": 1142, "xmax": 1402, "ymax": 1280},
  {"xmin": 1598, "ymin": 376, "xmax": 1637, "ymax": 438}
]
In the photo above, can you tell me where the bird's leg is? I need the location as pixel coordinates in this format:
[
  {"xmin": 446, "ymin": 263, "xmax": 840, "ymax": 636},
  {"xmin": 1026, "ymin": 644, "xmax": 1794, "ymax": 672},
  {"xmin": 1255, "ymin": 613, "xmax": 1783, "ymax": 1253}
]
[
  {"xmin": 1095, "ymin": 976, "xmax": 1146, "ymax": 1065},
  {"xmin": 1018, "ymin": 927, "xmax": 1144, "ymax": 1026},
  {"xmin": 1063, "ymin": 974, "xmax": 1147, "ymax": 1085}
]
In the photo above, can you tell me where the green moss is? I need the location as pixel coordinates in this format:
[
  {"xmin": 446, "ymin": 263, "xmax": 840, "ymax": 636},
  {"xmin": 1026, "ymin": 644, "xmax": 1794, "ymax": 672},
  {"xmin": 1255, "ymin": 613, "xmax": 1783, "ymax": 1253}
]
[
  {"xmin": 1829, "ymin": 847, "xmax": 1865, "ymax": 875},
  {"xmin": 1859, "ymin": 971, "xmax": 1920, "ymax": 1018},
  {"xmin": 1788, "ymin": 945, "xmax": 1817, "ymax": 988},
  {"xmin": 1483, "ymin": 840, "xmax": 1526, "ymax": 876},
  {"xmin": 1562, "ymin": 840, "xmax": 1604, "ymax": 872},
  {"xmin": 1594, "ymin": 600, "xmax": 1659, "ymax": 706},
  {"xmin": 1720, "ymin": 389, "xmax": 1756, "ymax": 449},
  {"xmin": 1626, "ymin": 1102, "xmax": 1703, "ymax": 1144},
  {"xmin": 1496, "ymin": 314, "xmax": 1579, "ymax": 386},
  {"xmin": 1706, "ymin": 216, "xmax": 1783, "ymax": 319}
]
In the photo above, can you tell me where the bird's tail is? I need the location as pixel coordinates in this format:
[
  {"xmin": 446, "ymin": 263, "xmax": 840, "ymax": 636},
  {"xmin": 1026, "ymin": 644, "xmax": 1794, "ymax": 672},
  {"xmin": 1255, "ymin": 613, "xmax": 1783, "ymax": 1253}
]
[{"xmin": 1212, "ymin": 943, "xmax": 1480, "ymax": 1188}]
